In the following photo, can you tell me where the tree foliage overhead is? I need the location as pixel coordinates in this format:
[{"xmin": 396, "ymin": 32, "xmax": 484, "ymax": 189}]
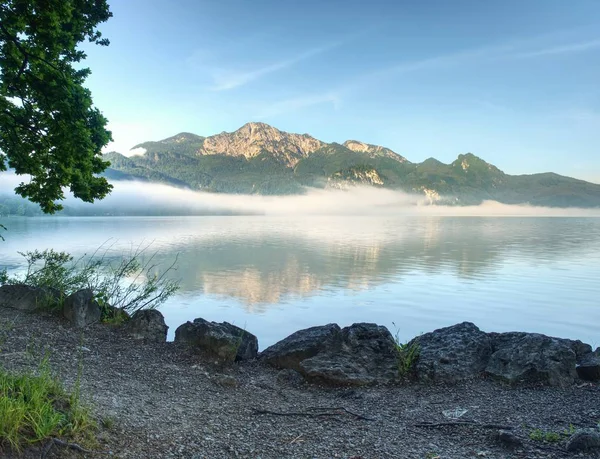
[{"xmin": 0, "ymin": 0, "xmax": 113, "ymax": 213}]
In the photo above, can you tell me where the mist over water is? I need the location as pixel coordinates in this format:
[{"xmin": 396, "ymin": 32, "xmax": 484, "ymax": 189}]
[
  {"xmin": 3, "ymin": 172, "xmax": 600, "ymax": 216},
  {"xmin": 76, "ymin": 180, "xmax": 600, "ymax": 216}
]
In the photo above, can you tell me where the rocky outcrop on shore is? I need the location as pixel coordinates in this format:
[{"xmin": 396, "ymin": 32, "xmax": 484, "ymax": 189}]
[
  {"xmin": 63, "ymin": 288, "xmax": 102, "ymax": 327},
  {"xmin": 0, "ymin": 285, "xmax": 103, "ymax": 327},
  {"xmin": 174, "ymin": 318, "xmax": 259, "ymax": 362},
  {"xmin": 0, "ymin": 284, "xmax": 61, "ymax": 311},
  {"xmin": 1, "ymin": 284, "xmax": 598, "ymax": 389},
  {"xmin": 577, "ymin": 351, "xmax": 600, "ymax": 381},
  {"xmin": 171, "ymin": 314, "xmax": 599, "ymax": 388},
  {"xmin": 408, "ymin": 322, "xmax": 596, "ymax": 387},
  {"xmin": 486, "ymin": 331, "xmax": 591, "ymax": 387},
  {"xmin": 260, "ymin": 321, "xmax": 599, "ymax": 387},
  {"xmin": 124, "ymin": 309, "xmax": 169, "ymax": 342},
  {"xmin": 408, "ymin": 321, "xmax": 492, "ymax": 382},
  {"xmin": 260, "ymin": 323, "xmax": 399, "ymax": 386}
]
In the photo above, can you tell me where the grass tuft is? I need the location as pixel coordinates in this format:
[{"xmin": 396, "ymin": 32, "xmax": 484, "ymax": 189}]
[
  {"xmin": 0, "ymin": 359, "xmax": 95, "ymax": 452},
  {"xmin": 529, "ymin": 425, "xmax": 577, "ymax": 443},
  {"xmin": 396, "ymin": 339, "xmax": 420, "ymax": 377},
  {"xmin": 391, "ymin": 323, "xmax": 420, "ymax": 377}
]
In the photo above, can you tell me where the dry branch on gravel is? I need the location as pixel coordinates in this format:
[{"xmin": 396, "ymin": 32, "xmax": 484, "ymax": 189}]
[{"xmin": 253, "ymin": 406, "xmax": 375, "ymax": 421}]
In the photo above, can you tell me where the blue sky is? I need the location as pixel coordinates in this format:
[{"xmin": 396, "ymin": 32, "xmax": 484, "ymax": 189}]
[{"xmin": 83, "ymin": 0, "xmax": 600, "ymax": 183}]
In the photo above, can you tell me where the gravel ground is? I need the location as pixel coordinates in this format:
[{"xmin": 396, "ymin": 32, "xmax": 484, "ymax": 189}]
[{"xmin": 1, "ymin": 306, "xmax": 599, "ymax": 459}]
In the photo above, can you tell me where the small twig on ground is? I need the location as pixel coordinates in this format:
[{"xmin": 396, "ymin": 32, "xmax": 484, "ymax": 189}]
[
  {"xmin": 253, "ymin": 406, "xmax": 375, "ymax": 421},
  {"xmin": 41, "ymin": 438, "xmax": 107, "ymax": 458},
  {"xmin": 305, "ymin": 406, "xmax": 376, "ymax": 421},
  {"xmin": 414, "ymin": 421, "xmax": 514, "ymax": 430},
  {"xmin": 289, "ymin": 434, "xmax": 305, "ymax": 444}
]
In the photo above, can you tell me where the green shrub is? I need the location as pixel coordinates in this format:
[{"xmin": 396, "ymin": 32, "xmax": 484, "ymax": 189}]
[{"xmin": 1, "ymin": 245, "xmax": 180, "ymax": 317}]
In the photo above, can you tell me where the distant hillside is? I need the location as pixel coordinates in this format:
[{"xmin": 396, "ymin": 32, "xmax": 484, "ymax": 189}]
[{"xmin": 102, "ymin": 122, "xmax": 600, "ymax": 207}]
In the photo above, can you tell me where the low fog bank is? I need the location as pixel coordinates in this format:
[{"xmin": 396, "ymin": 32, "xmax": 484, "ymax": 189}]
[
  {"xmin": 67, "ymin": 180, "xmax": 600, "ymax": 217},
  {"xmin": 2, "ymin": 173, "xmax": 600, "ymax": 217}
]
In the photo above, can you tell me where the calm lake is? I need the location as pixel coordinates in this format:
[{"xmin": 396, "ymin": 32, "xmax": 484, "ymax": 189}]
[{"xmin": 1, "ymin": 216, "xmax": 599, "ymax": 349}]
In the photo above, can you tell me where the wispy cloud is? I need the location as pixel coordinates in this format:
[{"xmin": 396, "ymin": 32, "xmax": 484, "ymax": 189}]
[
  {"xmin": 346, "ymin": 37, "xmax": 600, "ymax": 89},
  {"xmin": 351, "ymin": 46, "xmax": 503, "ymax": 89},
  {"xmin": 322, "ymin": 34, "xmax": 600, "ymax": 103},
  {"xmin": 251, "ymin": 31, "xmax": 600, "ymax": 118},
  {"xmin": 210, "ymin": 41, "xmax": 343, "ymax": 91},
  {"xmin": 252, "ymin": 46, "xmax": 497, "ymax": 118},
  {"xmin": 254, "ymin": 92, "xmax": 341, "ymax": 119},
  {"xmin": 511, "ymin": 39, "xmax": 600, "ymax": 58}
]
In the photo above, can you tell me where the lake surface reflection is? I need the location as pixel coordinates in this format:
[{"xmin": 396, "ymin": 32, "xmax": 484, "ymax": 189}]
[{"xmin": 2, "ymin": 216, "xmax": 599, "ymax": 348}]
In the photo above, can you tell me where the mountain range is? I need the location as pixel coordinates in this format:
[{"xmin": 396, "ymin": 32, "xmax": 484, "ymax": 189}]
[{"xmin": 103, "ymin": 122, "xmax": 600, "ymax": 207}]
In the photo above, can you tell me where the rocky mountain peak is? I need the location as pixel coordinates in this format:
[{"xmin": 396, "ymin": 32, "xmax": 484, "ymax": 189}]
[
  {"xmin": 238, "ymin": 121, "xmax": 280, "ymax": 134},
  {"xmin": 343, "ymin": 140, "xmax": 407, "ymax": 163},
  {"xmin": 158, "ymin": 132, "xmax": 205, "ymax": 144},
  {"xmin": 198, "ymin": 122, "xmax": 325, "ymax": 167},
  {"xmin": 453, "ymin": 153, "xmax": 504, "ymax": 175}
]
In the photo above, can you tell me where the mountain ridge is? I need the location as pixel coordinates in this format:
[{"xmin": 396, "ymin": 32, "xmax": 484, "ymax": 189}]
[{"xmin": 103, "ymin": 122, "xmax": 600, "ymax": 208}]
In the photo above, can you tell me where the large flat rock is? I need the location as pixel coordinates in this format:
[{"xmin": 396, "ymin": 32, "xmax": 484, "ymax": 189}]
[
  {"xmin": 262, "ymin": 323, "xmax": 399, "ymax": 386},
  {"xmin": 0, "ymin": 284, "xmax": 60, "ymax": 312},
  {"xmin": 486, "ymin": 332, "xmax": 579, "ymax": 387},
  {"xmin": 260, "ymin": 324, "xmax": 341, "ymax": 372},
  {"xmin": 175, "ymin": 318, "xmax": 258, "ymax": 362},
  {"xmin": 412, "ymin": 322, "xmax": 493, "ymax": 382}
]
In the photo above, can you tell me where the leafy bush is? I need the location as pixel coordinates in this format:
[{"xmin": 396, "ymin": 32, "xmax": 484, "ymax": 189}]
[{"xmin": 0, "ymin": 245, "xmax": 180, "ymax": 318}]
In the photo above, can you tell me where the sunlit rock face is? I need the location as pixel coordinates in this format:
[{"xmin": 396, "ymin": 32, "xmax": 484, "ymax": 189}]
[
  {"xmin": 343, "ymin": 140, "xmax": 407, "ymax": 163},
  {"xmin": 198, "ymin": 122, "xmax": 325, "ymax": 166}
]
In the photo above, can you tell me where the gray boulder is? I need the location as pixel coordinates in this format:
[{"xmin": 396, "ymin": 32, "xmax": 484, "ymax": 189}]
[
  {"xmin": 412, "ymin": 322, "xmax": 493, "ymax": 382},
  {"xmin": 263, "ymin": 323, "xmax": 399, "ymax": 386},
  {"xmin": 576, "ymin": 352, "xmax": 600, "ymax": 381},
  {"xmin": 63, "ymin": 289, "xmax": 101, "ymax": 327},
  {"xmin": 0, "ymin": 284, "xmax": 61, "ymax": 311},
  {"xmin": 486, "ymin": 332, "xmax": 577, "ymax": 387},
  {"xmin": 124, "ymin": 309, "xmax": 168, "ymax": 342},
  {"xmin": 567, "ymin": 340, "xmax": 594, "ymax": 361},
  {"xmin": 175, "ymin": 318, "xmax": 258, "ymax": 362},
  {"xmin": 300, "ymin": 323, "xmax": 399, "ymax": 386},
  {"xmin": 260, "ymin": 324, "xmax": 341, "ymax": 372},
  {"xmin": 566, "ymin": 429, "xmax": 600, "ymax": 452},
  {"xmin": 489, "ymin": 332, "xmax": 592, "ymax": 360}
]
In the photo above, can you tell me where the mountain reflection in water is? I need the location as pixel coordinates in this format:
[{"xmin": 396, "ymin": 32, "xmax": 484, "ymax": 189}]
[{"xmin": 3, "ymin": 216, "xmax": 600, "ymax": 347}]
